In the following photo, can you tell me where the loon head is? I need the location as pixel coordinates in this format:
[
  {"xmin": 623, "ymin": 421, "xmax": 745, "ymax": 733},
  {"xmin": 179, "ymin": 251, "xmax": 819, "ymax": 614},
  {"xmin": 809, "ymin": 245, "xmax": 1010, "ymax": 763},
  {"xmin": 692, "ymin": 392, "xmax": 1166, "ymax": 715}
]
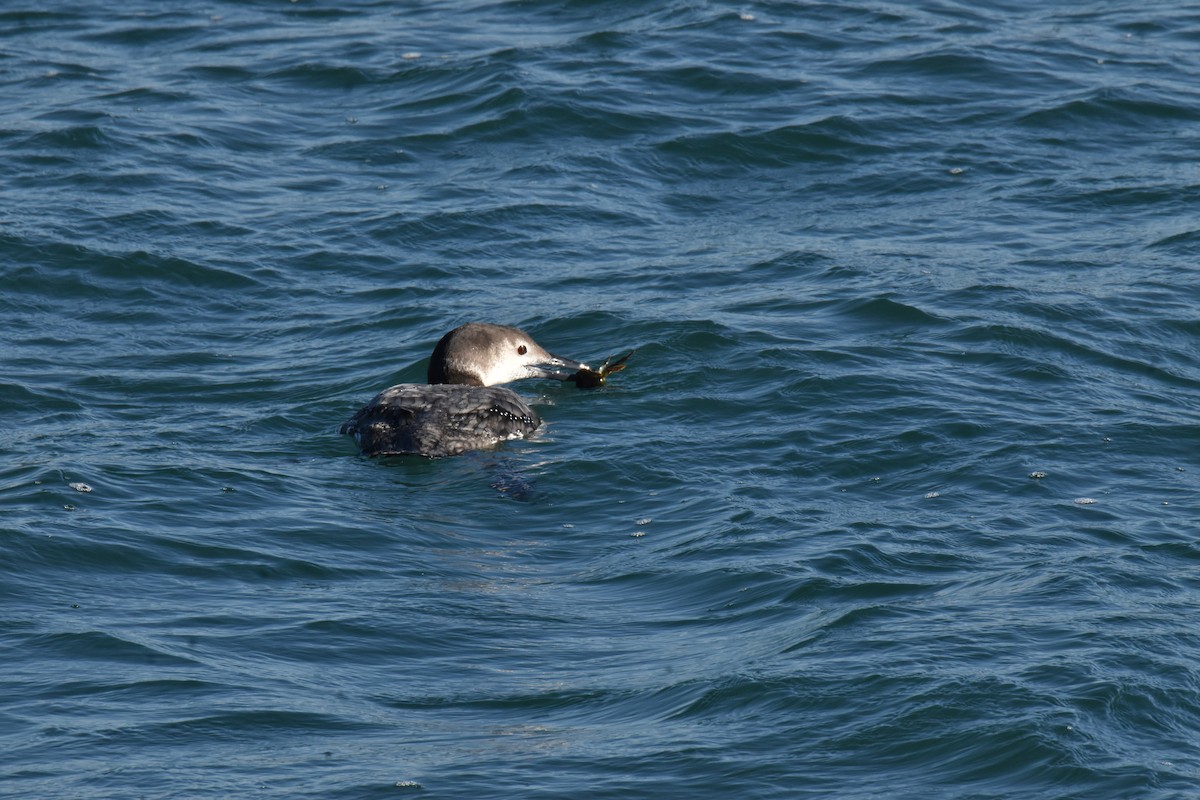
[{"xmin": 426, "ymin": 323, "xmax": 590, "ymax": 387}]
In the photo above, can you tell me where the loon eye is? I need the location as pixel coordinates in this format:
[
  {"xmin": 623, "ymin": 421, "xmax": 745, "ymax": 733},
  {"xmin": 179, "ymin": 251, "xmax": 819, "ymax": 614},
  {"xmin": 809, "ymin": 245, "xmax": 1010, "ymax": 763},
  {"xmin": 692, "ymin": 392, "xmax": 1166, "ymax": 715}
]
[{"xmin": 517, "ymin": 345, "xmax": 528, "ymax": 355}]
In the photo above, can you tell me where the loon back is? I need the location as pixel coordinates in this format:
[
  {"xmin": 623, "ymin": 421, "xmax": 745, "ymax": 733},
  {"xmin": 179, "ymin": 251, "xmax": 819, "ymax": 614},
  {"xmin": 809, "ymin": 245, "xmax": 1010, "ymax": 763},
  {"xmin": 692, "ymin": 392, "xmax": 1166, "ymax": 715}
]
[{"xmin": 339, "ymin": 384, "xmax": 542, "ymax": 458}]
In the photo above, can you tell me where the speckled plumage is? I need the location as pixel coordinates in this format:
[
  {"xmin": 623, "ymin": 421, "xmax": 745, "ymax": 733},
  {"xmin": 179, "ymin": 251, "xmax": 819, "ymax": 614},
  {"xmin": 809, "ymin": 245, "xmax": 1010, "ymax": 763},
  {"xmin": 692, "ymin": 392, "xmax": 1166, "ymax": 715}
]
[{"xmin": 339, "ymin": 384, "xmax": 541, "ymax": 458}]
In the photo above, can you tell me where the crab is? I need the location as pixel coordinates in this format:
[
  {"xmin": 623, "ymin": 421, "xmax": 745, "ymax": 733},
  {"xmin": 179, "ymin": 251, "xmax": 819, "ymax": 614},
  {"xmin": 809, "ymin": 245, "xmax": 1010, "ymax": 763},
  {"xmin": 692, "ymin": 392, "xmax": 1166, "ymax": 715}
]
[{"xmin": 569, "ymin": 350, "xmax": 634, "ymax": 389}]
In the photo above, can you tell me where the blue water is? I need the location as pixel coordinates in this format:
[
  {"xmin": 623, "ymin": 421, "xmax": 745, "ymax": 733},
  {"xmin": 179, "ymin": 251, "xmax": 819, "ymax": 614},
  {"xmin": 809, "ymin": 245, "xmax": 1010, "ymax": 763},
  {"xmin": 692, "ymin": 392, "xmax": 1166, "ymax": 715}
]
[{"xmin": 3, "ymin": 1, "xmax": 1200, "ymax": 797}]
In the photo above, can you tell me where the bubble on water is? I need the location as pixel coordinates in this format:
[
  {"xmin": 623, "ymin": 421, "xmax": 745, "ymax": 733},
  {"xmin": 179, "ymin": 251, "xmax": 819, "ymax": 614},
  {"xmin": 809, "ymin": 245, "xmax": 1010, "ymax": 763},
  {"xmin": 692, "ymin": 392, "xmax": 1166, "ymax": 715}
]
[
  {"xmin": 402, "ymin": 52, "xmax": 422, "ymax": 60},
  {"xmin": 1073, "ymin": 497, "xmax": 1096, "ymax": 505},
  {"xmin": 924, "ymin": 491, "xmax": 940, "ymax": 499},
  {"xmin": 630, "ymin": 530, "xmax": 646, "ymax": 538},
  {"xmin": 69, "ymin": 482, "xmax": 92, "ymax": 493},
  {"xmin": 948, "ymin": 166, "xmax": 966, "ymax": 175},
  {"xmin": 1029, "ymin": 471, "xmax": 1046, "ymax": 479},
  {"xmin": 636, "ymin": 517, "xmax": 652, "ymax": 526}
]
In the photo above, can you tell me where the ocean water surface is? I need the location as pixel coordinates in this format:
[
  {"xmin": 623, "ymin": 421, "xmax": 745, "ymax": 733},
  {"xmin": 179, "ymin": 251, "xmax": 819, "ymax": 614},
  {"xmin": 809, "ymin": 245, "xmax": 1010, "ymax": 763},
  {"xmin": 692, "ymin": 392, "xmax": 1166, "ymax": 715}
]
[{"xmin": 3, "ymin": 1, "xmax": 1200, "ymax": 797}]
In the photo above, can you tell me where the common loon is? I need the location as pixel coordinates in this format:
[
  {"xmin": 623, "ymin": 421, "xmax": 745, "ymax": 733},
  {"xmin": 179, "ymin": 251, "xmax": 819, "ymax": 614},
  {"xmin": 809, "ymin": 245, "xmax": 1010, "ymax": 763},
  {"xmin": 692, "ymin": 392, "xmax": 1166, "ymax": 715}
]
[{"xmin": 340, "ymin": 322, "xmax": 591, "ymax": 458}]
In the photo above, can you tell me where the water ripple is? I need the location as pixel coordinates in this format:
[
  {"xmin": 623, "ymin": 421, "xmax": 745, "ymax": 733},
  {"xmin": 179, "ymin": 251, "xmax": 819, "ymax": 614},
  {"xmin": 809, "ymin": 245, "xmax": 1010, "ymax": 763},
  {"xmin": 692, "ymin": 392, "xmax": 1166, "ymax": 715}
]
[{"xmin": 4, "ymin": 1, "xmax": 1200, "ymax": 798}]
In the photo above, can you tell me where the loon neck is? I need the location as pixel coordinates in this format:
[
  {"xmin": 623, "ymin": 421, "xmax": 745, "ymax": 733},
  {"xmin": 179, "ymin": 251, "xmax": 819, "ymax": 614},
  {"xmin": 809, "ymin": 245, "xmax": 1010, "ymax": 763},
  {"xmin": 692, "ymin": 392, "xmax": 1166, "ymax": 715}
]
[
  {"xmin": 426, "ymin": 330, "xmax": 488, "ymax": 385},
  {"xmin": 427, "ymin": 368, "xmax": 484, "ymax": 386}
]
